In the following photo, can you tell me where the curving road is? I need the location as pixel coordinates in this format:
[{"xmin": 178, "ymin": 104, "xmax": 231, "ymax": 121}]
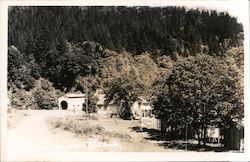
[{"xmin": 7, "ymin": 110, "xmax": 85, "ymax": 161}]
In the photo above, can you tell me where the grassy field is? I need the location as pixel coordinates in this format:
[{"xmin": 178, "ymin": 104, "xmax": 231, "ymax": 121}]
[
  {"xmin": 49, "ymin": 113, "xmax": 228, "ymax": 152},
  {"xmin": 49, "ymin": 113, "xmax": 168, "ymax": 152}
]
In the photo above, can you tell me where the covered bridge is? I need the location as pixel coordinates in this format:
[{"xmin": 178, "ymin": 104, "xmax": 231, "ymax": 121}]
[{"xmin": 58, "ymin": 93, "xmax": 86, "ymax": 111}]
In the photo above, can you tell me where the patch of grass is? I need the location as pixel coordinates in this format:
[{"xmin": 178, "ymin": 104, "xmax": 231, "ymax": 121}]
[
  {"xmin": 106, "ymin": 131, "xmax": 131, "ymax": 139},
  {"xmin": 51, "ymin": 118, "xmax": 105, "ymax": 135},
  {"xmin": 51, "ymin": 117, "xmax": 131, "ymax": 140},
  {"xmin": 80, "ymin": 113, "xmax": 98, "ymax": 120}
]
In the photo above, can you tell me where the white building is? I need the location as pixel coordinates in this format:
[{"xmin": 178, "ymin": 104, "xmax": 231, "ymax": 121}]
[
  {"xmin": 96, "ymin": 93, "xmax": 106, "ymax": 113},
  {"xmin": 58, "ymin": 93, "xmax": 86, "ymax": 111},
  {"xmin": 131, "ymin": 97, "xmax": 153, "ymax": 119},
  {"xmin": 94, "ymin": 90, "xmax": 119, "ymax": 116}
]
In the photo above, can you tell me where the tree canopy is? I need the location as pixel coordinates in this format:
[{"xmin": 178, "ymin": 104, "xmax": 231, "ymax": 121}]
[{"xmin": 153, "ymin": 46, "xmax": 243, "ymax": 144}]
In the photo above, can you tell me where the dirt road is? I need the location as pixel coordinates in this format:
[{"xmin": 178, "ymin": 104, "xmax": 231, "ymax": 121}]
[
  {"xmin": 7, "ymin": 110, "xmax": 168, "ymax": 161},
  {"xmin": 7, "ymin": 110, "xmax": 90, "ymax": 160}
]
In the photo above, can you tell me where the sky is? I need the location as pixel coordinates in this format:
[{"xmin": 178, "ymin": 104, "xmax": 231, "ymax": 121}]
[
  {"xmin": 150, "ymin": 0, "xmax": 248, "ymax": 25},
  {"xmin": 187, "ymin": 1, "xmax": 248, "ymax": 25}
]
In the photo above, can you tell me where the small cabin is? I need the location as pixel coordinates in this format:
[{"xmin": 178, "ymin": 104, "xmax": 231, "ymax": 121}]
[
  {"xmin": 131, "ymin": 98, "xmax": 153, "ymax": 119},
  {"xmin": 96, "ymin": 94, "xmax": 119, "ymax": 115},
  {"xmin": 96, "ymin": 93, "xmax": 106, "ymax": 113},
  {"xmin": 58, "ymin": 93, "xmax": 86, "ymax": 111},
  {"xmin": 94, "ymin": 89, "xmax": 120, "ymax": 117},
  {"xmin": 224, "ymin": 119, "xmax": 244, "ymax": 151}
]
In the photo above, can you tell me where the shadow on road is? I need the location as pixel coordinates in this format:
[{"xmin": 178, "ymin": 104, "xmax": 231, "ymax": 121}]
[{"xmin": 130, "ymin": 126, "xmax": 227, "ymax": 152}]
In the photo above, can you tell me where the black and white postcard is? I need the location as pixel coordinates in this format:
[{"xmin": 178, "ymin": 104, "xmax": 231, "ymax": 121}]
[{"xmin": 0, "ymin": 0, "xmax": 249, "ymax": 161}]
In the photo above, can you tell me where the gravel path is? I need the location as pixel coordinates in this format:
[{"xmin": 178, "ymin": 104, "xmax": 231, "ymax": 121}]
[{"xmin": 7, "ymin": 110, "xmax": 85, "ymax": 160}]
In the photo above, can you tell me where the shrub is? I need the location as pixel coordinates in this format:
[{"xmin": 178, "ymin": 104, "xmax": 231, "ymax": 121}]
[
  {"xmin": 33, "ymin": 78, "xmax": 62, "ymax": 109},
  {"xmin": 52, "ymin": 117, "xmax": 105, "ymax": 135},
  {"xmin": 10, "ymin": 87, "xmax": 36, "ymax": 109},
  {"xmin": 33, "ymin": 87, "xmax": 57, "ymax": 109},
  {"xmin": 51, "ymin": 117, "xmax": 131, "ymax": 140}
]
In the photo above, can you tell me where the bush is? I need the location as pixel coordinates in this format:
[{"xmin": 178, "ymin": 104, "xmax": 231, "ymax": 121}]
[
  {"xmin": 10, "ymin": 87, "xmax": 36, "ymax": 109},
  {"xmin": 33, "ymin": 88, "xmax": 56, "ymax": 109},
  {"xmin": 23, "ymin": 75, "xmax": 36, "ymax": 91},
  {"xmin": 33, "ymin": 78, "xmax": 62, "ymax": 109}
]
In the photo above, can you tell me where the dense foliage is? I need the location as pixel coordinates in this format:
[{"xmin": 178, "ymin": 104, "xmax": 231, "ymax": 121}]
[
  {"xmin": 153, "ymin": 50, "xmax": 243, "ymax": 144},
  {"xmin": 8, "ymin": 6, "xmax": 243, "ymax": 91},
  {"xmin": 9, "ymin": 6, "xmax": 242, "ymax": 56}
]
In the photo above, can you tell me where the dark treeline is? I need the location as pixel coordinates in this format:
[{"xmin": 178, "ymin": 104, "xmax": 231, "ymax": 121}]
[
  {"xmin": 8, "ymin": 6, "xmax": 243, "ymax": 95},
  {"xmin": 9, "ymin": 6, "xmax": 242, "ymax": 56}
]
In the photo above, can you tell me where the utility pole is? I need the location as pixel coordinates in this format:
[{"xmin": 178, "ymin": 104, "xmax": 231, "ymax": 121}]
[
  {"xmin": 185, "ymin": 122, "xmax": 188, "ymax": 151},
  {"xmin": 85, "ymin": 78, "xmax": 88, "ymax": 119},
  {"xmin": 85, "ymin": 78, "xmax": 89, "ymax": 147}
]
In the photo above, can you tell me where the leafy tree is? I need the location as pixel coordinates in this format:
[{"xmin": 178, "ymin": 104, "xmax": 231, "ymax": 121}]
[
  {"xmin": 10, "ymin": 86, "xmax": 36, "ymax": 110},
  {"xmin": 154, "ymin": 53, "xmax": 242, "ymax": 145},
  {"xmin": 102, "ymin": 52, "xmax": 160, "ymax": 118},
  {"xmin": 8, "ymin": 45, "xmax": 36, "ymax": 91},
  {"xmin": 8, "ymin": 45, "xmax": 24, "ymax": 88},
  {"xmin": 33, "ymin": 79, "xmax": 62, "ymax": 109},
  {"xmin": 153, "ymin": 55, "xmax": 174, "ymax": 94},
  {"xmin": 75, "ymin": 76, "xmax": 100, "ymax": 113},
  {"xmin": 105, "ymin": 73, "xmax": 142, "ymax": 119}
]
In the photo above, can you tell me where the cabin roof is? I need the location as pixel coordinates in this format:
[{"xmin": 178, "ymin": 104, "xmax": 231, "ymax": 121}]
[
  {"xmin": 65, "ymin": 93, "xmax": 86, "ymax": 98},
  {"xmin": 141, "ymin": 105, "xmax": 153, "ymax": 110},
  {"xmin": 59, "ymin": 93, "xmax": 86, "ymax": 100}
]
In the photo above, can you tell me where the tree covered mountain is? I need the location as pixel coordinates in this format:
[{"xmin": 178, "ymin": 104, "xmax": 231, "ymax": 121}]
[
  {"xmin": 8, "ymin": 6, "xmax": 243, "ymax": 90},
  {"xmin": 9, "ymin": 6, "xmax": 242, "ymax": 56}
]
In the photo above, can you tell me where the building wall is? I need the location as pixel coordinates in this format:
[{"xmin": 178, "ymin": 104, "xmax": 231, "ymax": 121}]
[
  {"xmin": 131, "ymin": 101, "xmax": 153, "ymax": 119},
  {"xmin": 131, "ymin": 101, "xmax": 142, "ymax": 118},
  {"xmin": 224, "ymin": 125, "xmax": 244, "ymax": 150},
  {"xmin": 59, "ymin": 97, "xmax": 85, "ymax": 111},
  {"xmin": 67, "ymin": 98, "xmax": 85, "ymax": 111},
  {"xmin": 97, "ymin": 105, "xmax": 106, "ymax": 114},
  {"xmin": 106, "ymin": 104, "xmax": 119, "ymax": 115}
]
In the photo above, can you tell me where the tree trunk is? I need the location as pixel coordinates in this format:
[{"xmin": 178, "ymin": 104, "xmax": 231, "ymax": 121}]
[
  {"xmin": 203, "ymin": 127, "xmax": 207, "ymax": 146},
  {"xmin": 160, "ymin": 118, "xmax": 167, "ymax": 132},
  {"xmin": 197, "ymin": 129, "xmax": 201, "ymax": 146}
]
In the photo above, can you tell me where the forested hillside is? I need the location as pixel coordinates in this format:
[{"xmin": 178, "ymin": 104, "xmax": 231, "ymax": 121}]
[
  {"xmin": 8, "ymin": 6, "xmax": 243, "ymax": 126},
  {"xmin": 9, "ymin": 6, "xmax": 242, "ymax": 55}
]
